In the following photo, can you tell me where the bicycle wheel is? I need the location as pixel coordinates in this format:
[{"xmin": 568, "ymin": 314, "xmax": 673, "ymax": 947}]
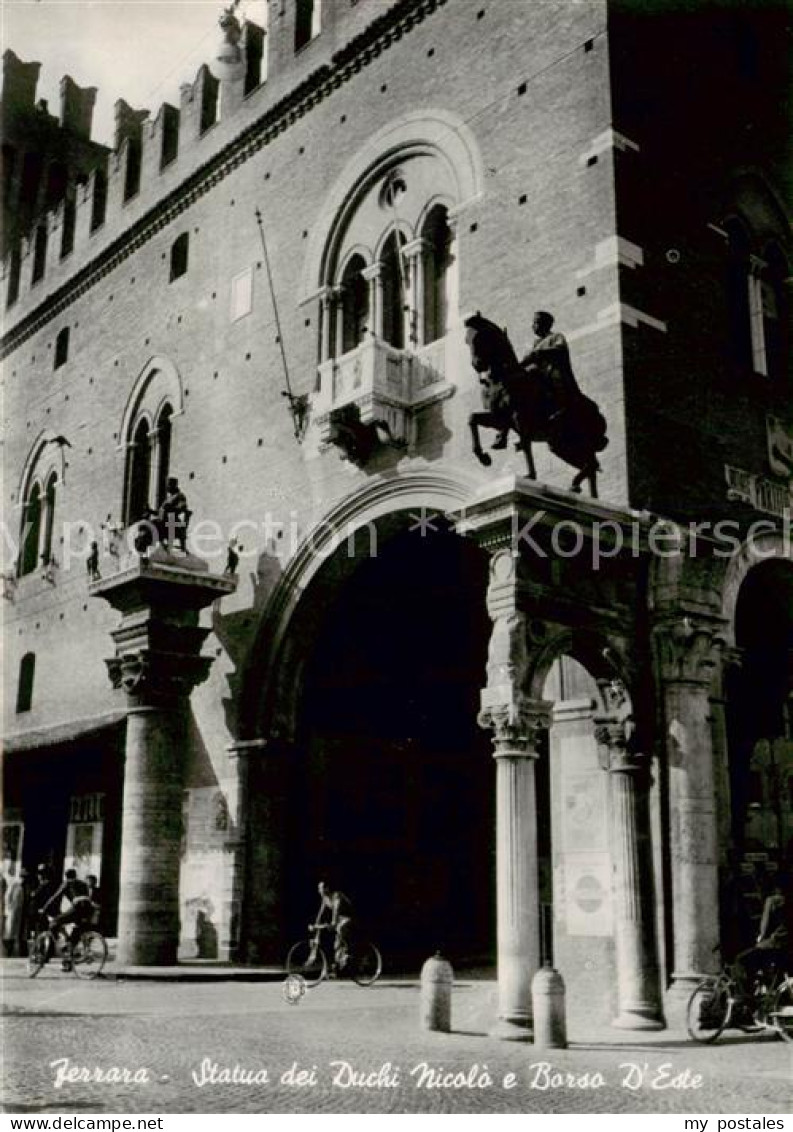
[
  {"xmin": 71, "ymin": 931, "xmax": 108, "ymax": 979},
  {"xmin": 286, "ymin": 940, "xmax": 327, "ymax": 986},
  {"xmin": 686, "ymin": 978, "xmax": 732, "ymax": 1042},
  {"xmin": 350, "ymin": 942, "xmax": 382, "ymax": 987},
  {"xmin": 27, "ymin": 932, "xmax": 51, "ymax": 978},
  {"xmin": 770, "ymin": 979, "xmax": 793, "ymax": 1043}
]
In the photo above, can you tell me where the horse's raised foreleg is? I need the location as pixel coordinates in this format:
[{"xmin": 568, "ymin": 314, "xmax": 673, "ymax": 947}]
[{"xmin": 469, "ymin": 413, "xmax": 493, "ymax": 467}]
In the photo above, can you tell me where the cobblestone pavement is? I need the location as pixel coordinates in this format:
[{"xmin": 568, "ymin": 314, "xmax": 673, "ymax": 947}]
[{"xmin": 2, "ymin": 962, "xmax": 791, "ymax": 1115}]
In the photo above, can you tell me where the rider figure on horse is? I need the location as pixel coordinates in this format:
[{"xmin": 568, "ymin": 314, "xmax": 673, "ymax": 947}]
[
  {"xmin": 491, "ymin": 311, "xmax": 577, "ymax": 449},
  {"xmin": 466, "ymin": 309, "xmax": 608, "ymax": 496}
]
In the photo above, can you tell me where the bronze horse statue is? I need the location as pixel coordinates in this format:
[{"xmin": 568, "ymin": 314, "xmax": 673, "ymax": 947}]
[{"xmin": 465, "ymin": 313, "xmax": 608, "ymax": 497}]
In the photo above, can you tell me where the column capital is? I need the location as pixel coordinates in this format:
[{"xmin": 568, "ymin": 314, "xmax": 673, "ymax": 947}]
[
  {"xmin": 401, "ymin": 237, "xmax": 428, "ymax": 259},
  {"xmin": 361, "ymin": 262, "xmax": 382, "ymax": 282},
  {"xmin": 107, "ymin": 649, "xmax": 212, "ymax": 708},
  {"xmin": 479, "ymin": 695, "xmax": 552, "ymax": 758},
  {"xmin": 652, "ymin": 613, "xmax": 728, "ymax": 687}
]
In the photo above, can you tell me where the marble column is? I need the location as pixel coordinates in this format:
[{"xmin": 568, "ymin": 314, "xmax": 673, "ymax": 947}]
[
  {"xmin": 477, "ymin": 548, "xmax": 549, "ymax": 1039},
  {"xmin": 239, "ymin": 737, "xmax": 291, "ymax": 964},
  {"xmin": 654, "ymin": 614, "xmax": 726, "ymax": 1018},
  {"xmin": 362, "ymin": 262, "xmax": 383, "ymax": 338},
  {"xmin": 91, "ymin": 551, "xmax": 236, "ymax": 965},
  {"xmin": 402, "ymin": 237, "xmax": 426, "ymax": 347},
  {"xmin": 221, "ymin": 738, "xmax": 267, "ymax": 961},
  {"xmin": 481, "ymin": 695, "xmax": 550, "ymax": 1039},
  {"xmin": 318, "ymin": 286, "xmax": 336, "ymax": 363},
  {"xmin": 596, "ymin": 713, "xmax": 664, "ymax": 1029}
]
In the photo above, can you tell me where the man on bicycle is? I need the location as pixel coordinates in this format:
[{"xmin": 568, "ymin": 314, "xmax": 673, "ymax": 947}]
[
  {"xmin": 315, "ymin": 881, "xmax": 353, "ymax": 971},
  {"xmin": 41, "ymin": 870, "xmax": 94, "ymax": 966}
]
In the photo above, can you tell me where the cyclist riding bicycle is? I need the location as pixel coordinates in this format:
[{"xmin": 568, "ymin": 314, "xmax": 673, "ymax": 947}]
[
  {"xmin": 314, "ymin": 881, "xmax": 354, "ymax": 971},
  {"xmin": 40, "ymin": 869, "xmax": 95, "ymax": 968}
]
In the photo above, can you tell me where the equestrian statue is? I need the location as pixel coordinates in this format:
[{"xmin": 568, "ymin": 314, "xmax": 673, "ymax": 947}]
[{"xmin": 466, "ymin": 310, "xmax": 608, "ymax": 497}]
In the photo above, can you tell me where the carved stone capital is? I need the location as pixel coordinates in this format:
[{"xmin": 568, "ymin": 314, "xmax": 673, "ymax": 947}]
[
  {"xmin": 106, "ymin": 648, "xmax": 213, "ymax": 707},
  {"xmin": 653, "ymin": 614, "xmax": 727, "ymax": 687},
  {"xmin": 595, "ymin": 719, "xmax": 649, "ymax": 777},
  {"xmin": 478, "ymin": 696, "xmax": 551, "ymax": 758}
]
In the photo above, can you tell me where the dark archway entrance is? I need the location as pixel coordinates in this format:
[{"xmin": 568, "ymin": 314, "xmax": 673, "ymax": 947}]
[
  {"xmin": 723, "ymin": 558, "xmax": 793, "ymax": 952},
  {"xmin": 288, "ymin": 526, "xmax": 494, "ymax": 969}
]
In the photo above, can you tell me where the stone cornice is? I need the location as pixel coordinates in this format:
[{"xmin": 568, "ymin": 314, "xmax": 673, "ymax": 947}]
[{"xmin": 1, "ymin": 0, "xmax": 448, "ymax": 359}]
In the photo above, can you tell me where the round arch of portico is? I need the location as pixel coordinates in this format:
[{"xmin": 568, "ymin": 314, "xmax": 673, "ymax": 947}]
[
  {"xmin": 236, "ymin": 468, "xmax": 482, "ymax": 741},
  {"xmin": 719, "ymin": 529, "xmax": 793, "ymax": 647},
  {"xmin": 300, "ymin": 109, "xmax": 484, "ymax": 303},
  {"xmin": 524, "ymin": 622, "xmax": 637, "ymax": 717}
]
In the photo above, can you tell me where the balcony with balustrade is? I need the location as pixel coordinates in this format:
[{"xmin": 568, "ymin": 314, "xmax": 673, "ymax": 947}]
[{"xmin": 312, "ymin": 332, "xmax": 455, "ymax": 454}]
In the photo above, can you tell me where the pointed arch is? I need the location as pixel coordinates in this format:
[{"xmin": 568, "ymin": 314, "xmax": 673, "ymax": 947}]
[{"xmin": 301, "ymin": 110, "xmax": 484, "ymax": 303}]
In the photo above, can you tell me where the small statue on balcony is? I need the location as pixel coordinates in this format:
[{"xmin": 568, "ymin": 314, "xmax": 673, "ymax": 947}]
[
  {"xmin": 224, "ymin": 539, "xmax": 241, "ymax": 575},
  {"xmin": 86, "ymin": 541, "xmax": 101, "ymax": 581},
  {"xmin": 132, "ymin": 478, "xmax": 192, "ymax": 557},
  {"xmin": 155, "ymin": 477, "xmax": 191, "ymax": 552}
]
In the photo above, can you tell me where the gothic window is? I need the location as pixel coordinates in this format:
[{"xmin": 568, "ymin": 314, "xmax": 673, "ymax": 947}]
[
  {"xmin": 123, "ymin": 402, "xmax": 175, "ymax": 524},
  {"xmin": 120, "ymin": 359, "xmax": 182, "ymax": 526},
  {"xmin": 316, "ymin": 151, "xmax": 463, "ymax": 367},
  {"xmin": 340, "ymin": 254, "xmax": 368, "ymax": 353},
  {"xmin": 295, "ymin": 0, "xmax": 322, "ymax": 51},
  {"xmin": 125, "ymin": 417, "xmax": 152, "ymax": 525},
  {"xmin": 41, "ymin": 472, "xmax": 57, "ymax": 566},
  {"xmin": 422, "ymin": 204, "xmax": 453, "ymax": 345},
  {"xmin": 154, "ymin": 404, "xmax": 173, "ymax": 507},
  {"xmin": 16, "ymin": 653, "xmax": 35, "ymax": 713},
  {"xmin": 724, "ymin": 218, "xmax": 753, "ymax": 369},
  {"xmin": 61, "ymin": 193, "xmax": 76, "ymax": 258},
  {"xmin": 91, "ymin": 169, "xmax": 107, "ymax": 231},
  {"xmin": 6, "ymin": 245, "xmax": 21, "ymax": 307},
  {"xmin": 32, "ymin": 222, "xmax": 47, "ymax": 283},
  {"xmin": 170, "ymin": 233, "xmax": 189, "ymax": 281},
  {"xmin": 381, "ymin": 231, "xmax": 407, "ymax": 349},
  {"xmin": 18, "ymin": 482, "xmax": 42, "ymax": 576},
  {"xmin": 124, "ymin": 139, "xmax": 142, "ymax": 202},
  {"xmin": 200, "ymin": 70, "xmax": 220, "ymax": 133},
  {"xmin": 756, "ymin": 243, "xmax": 789, "ymax": 381},
  {"xmin": 54, "ymin": 327, "xmax": 69, "ymax": 369}
]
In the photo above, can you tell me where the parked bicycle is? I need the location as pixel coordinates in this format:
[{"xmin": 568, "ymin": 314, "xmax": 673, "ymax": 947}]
[
  {"xmin": 286, "ymin": 923, "xmax": 382, "ymax": 987},
  {"xmin": 28, "ymin": 916, "xmax": 108, "ymax": 980},
  {"xmin": 687, "ymin": 947, "xmax": 793, "ymax": 1043}
]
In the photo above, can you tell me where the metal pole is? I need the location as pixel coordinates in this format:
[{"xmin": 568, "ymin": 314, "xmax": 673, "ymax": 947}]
[{"xmin": 254, "ymin": 207, "xmax": 301, "ymax": 440}]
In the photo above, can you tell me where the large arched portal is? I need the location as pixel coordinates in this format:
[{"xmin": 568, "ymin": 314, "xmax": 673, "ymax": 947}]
[
  {"xmin": 286, "ymin": 525, "xmax": 494, "ymax": 968},
  {"xmin": 727, "ymin": 559, "xmax": 793, "ymax": 872}
]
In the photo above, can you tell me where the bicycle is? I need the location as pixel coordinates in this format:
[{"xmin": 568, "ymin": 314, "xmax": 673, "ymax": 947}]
[
  {"xmin": 28, "ymin": 916, "xmax": 108, "ymax": 980},
  {"xmin": 686, "ymin": 946, "xmax": 793, "ymax": 1043},
  {"xmin": 286, "ymin": 923, "xmax": 382, "ymax": 988}
]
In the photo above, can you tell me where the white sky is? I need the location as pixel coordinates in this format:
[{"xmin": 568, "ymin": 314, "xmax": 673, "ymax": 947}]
[{"xmin": 2, "ymin": 0, "xmax": 269, "ymax": 146}]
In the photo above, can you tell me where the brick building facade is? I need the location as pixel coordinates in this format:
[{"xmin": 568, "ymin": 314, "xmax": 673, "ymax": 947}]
[{"xmin": 2, "ymin": 0, "xmax": 791, "ymax": 1035}]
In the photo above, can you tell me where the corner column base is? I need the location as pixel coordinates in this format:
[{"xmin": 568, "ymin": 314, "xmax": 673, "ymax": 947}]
[
  {"xmin": 612, "ymin": 1010, "xmax": 665, "ymax": 1031},
  {"xmin": 665, "ymin": 973, "xmax": 707, "ymax": 1030},
  {"xmin": 490, "ymin": 1016, "xmax": 534, "ymax": 1042}
]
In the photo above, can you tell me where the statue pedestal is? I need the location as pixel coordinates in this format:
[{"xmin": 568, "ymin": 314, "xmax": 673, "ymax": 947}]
[{"xmin": 90, "ymin": 552, "xmax": 236, "ymax": 966}]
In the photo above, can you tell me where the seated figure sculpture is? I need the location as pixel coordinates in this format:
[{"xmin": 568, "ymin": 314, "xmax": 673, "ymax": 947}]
[{"xmin": 133, "ymin": 477, "xmax": 191, "ymax": 555}]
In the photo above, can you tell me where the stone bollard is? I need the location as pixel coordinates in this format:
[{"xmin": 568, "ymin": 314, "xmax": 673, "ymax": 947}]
[
  {"xmin": 420, "ymin": 951, "xmax": 453, "ymax": 1032},
  {"xmin": 531, "ymin": 964, "xmax": 567, "ymax": 1048}
]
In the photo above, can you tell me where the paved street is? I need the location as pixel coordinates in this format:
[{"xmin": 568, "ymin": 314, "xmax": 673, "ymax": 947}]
[{"xmin": 2, "ymin": 961, "xmax": 791, "ymax": 1115}]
